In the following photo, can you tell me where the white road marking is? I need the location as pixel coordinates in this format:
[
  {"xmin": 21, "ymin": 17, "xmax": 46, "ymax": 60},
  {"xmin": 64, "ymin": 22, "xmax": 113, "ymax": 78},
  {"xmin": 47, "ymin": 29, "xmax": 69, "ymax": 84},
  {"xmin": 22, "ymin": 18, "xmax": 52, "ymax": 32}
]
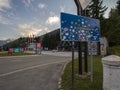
[
  {"xmin": 0, "ymin": 61, "xmax": 67, "ymax": 77},
  {"xmin": 0, "ymin": 55, "xmax": 40, "ymax": 59}
]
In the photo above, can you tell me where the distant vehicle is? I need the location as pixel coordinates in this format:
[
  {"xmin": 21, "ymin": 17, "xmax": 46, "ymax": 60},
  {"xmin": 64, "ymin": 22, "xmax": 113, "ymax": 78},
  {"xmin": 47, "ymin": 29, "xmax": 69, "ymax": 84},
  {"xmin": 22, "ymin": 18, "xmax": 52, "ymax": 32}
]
[{"xmin": 52, "ymin": 50, "xmax": 58, "ymax": 53}]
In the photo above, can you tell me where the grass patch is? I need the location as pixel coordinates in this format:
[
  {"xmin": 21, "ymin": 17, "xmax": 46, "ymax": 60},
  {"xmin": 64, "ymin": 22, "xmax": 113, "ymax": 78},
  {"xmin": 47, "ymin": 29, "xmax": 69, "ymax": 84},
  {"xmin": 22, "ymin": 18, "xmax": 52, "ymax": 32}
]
[
  {"xmin": 61, "ymin": 56, "xmax": 103, "ymax": 90},
  {"xmin": 108, "ymin": 45, "xmax": 120, "ymax": 56},
  {"xmin": 0, "ymin": 52, "xmax": 35, "ymax": 57}
]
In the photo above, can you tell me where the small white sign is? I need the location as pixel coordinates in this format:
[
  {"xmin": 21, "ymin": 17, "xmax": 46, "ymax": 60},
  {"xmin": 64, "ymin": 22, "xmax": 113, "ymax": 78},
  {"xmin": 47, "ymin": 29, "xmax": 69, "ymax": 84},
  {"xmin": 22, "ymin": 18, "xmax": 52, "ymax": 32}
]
[
  {"xmin": 88, "ymin": 42, "xmax": 98, "ymax": 55},
  {"xmin": 79, "ymin": 0, "xmax": 91, "ymax": 9}
]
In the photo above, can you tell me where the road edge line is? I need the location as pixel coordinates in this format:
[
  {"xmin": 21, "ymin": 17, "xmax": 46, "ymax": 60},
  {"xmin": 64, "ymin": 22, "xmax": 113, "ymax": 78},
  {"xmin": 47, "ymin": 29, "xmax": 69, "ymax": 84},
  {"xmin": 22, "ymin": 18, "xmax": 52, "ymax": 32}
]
[{"xmin": 58, "ymin": 60, "xmax": 70, "ymax": 90}]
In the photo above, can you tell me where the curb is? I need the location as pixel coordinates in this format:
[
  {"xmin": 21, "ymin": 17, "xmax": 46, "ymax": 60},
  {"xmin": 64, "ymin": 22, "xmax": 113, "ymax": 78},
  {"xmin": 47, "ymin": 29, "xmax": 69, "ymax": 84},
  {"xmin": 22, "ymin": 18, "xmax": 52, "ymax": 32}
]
[{"xmin": 58, "ymin": 60, "xmax": 70, "ymax": 90}]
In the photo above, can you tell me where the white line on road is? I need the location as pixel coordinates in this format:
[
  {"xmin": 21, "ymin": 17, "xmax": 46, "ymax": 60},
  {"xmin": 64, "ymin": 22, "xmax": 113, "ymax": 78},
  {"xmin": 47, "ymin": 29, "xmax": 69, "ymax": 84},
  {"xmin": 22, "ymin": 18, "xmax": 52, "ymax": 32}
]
[
  {"xmin": 0, "ymin": 60, "xmax": 68, "ymax": 78},
  {"xmin": 0, "ymin": 55, "xmax": 40, "ymax": 59}
]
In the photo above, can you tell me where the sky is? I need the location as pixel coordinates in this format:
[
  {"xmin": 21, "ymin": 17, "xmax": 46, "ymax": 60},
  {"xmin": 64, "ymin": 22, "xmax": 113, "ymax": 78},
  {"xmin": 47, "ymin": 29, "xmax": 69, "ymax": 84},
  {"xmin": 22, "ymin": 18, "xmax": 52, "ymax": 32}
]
[{"xmin": 0, "ymin": 0, "xmax": 118, "ymax": 40}]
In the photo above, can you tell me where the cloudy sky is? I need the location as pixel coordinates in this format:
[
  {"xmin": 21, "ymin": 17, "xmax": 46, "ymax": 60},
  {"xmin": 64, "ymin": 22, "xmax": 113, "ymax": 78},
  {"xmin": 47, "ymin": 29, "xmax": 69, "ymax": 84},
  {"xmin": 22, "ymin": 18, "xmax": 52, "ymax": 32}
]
[{"xmin": 0, "ymin": 0, "xmax": 118, "ymax": 40}]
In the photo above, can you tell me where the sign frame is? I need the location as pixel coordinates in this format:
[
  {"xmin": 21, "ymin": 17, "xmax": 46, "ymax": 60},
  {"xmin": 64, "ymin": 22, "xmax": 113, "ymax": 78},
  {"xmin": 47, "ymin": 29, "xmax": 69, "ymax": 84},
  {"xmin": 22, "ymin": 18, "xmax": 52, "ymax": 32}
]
[{"xmin": 60, "ymin": 12, "xmax": 100, "ymax": 42}]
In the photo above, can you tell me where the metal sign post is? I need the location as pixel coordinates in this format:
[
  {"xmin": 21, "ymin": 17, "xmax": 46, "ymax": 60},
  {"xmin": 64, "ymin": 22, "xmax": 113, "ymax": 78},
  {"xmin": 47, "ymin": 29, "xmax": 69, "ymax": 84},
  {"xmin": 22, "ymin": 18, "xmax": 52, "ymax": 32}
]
[
  {"xmin": 74, "ymin": 0, "xmax": 83, "ymax": 75},
  {"xmin": 72, "ymin": 41, "xmax": 75, "ymax": 90},
  {"xmin": 78, "ymin": 42, "xmax": 82, "ymax": 75},
  {"xmin": 84, "ymin": 42, "xmax": 88, "ymax": 73},
  {"xmin": 60, "ymin": 12, "xmax": 100, "ymax": 87},
  {"xmin": 74, "ymin": 0, "xmax": 92, "ymax": 76},
  {"xmin": 90, "ymin": 42, "xmax": 93, "ymax": 82}
]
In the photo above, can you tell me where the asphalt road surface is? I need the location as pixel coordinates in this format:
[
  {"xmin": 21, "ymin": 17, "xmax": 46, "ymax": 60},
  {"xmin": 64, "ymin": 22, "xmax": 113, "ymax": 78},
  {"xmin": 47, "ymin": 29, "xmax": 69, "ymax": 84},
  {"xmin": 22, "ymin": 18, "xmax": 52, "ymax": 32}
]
[{"xmin": 0, "ymin": 54, "xmax": 71, "ymax": 90}]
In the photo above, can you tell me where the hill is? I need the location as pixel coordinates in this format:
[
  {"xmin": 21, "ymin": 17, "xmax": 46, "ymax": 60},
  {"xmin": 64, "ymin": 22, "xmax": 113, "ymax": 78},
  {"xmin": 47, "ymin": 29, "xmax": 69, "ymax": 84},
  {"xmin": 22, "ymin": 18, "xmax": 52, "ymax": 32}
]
[{"xmin": 2, "ymin": 28, "xmax": 60, "ymax": 51}]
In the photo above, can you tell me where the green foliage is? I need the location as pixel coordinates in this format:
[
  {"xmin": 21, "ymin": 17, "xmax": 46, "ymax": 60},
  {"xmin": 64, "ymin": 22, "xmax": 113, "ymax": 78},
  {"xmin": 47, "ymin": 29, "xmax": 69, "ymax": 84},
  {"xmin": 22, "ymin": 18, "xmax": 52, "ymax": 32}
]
[
  {"xmin": 35, "ymin": 37, "xmax": 42, "ymax": 42},
  {"xmin": 42, "ymin": 34, "xmax": 50, "ymax": 48},
  {"xmin": 117, "ymin": 0, "xmax": 120, "ymax": 14},
  {"xmin": 42, "ymin": 30, "xmax": 60, "ymax": 50},
  {"xmin": 10, "ymin": 37, "xmax": 27, "ymax": 48},
  {"xmin": 105, "ymin": 8, "xmax": 120, "ymax": 46},
  {"xmin": 84, "ymin": 0, "xmax": 109, "ymax": 41},
  {"xmin": 86, "ymin": 0, "xmax": 108, "ymax": 19},
  {"xmin": 97, "ymin": 1, "xmax": 120, "ymax": 46},
  {"xmin": 108, "ymin": 46, "xmax": 120, "ymax": 56}
]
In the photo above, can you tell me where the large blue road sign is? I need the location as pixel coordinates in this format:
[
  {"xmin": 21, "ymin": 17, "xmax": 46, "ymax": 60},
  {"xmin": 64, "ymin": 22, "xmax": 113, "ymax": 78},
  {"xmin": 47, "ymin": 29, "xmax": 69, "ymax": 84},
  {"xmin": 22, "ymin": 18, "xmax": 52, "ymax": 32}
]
[{"xmin": 60, "ymin": 13, "xmax": 100, "ymax": 42}]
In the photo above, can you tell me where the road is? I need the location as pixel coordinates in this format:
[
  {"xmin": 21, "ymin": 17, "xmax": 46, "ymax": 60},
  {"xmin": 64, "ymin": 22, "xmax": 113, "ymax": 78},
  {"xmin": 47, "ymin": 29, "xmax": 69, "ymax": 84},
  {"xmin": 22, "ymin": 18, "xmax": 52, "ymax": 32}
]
[{"xmin": 0, "ymin": 53, "xmax": 71, "ymax": 90}]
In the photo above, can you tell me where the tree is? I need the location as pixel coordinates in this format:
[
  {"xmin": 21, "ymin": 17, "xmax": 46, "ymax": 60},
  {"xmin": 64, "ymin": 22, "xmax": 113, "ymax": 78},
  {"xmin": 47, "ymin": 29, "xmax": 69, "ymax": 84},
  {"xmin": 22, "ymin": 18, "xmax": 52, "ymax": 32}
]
[
  {"xmin": 42, "ymin": 30, "xmax": 60, "ymax": 50},
  {"xmin": 35, "ymin": 37, "xmax": 42, "ymax": 42},
  {"xmin": 105, "ymin": 8, "xmax": 120, "ymax": 46},
  {"xmin": 42, "ymin": 34, "xmax": 50, "ymax": 49},
  {"xmin": 86, "ymin": 0, "xmax": 108, "ymax": 19},
  {"xmin": 83, "ymin": 0, "xmax": 108, "ymax": 37},
  {"xmin": 117, "ymin": 0, "xmax": 120, "ymax": 14}
]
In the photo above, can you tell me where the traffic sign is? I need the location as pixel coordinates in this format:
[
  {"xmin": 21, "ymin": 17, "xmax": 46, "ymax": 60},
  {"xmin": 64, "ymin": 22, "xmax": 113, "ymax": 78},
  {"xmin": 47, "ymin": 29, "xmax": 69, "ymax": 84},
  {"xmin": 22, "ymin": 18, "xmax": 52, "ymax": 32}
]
[
  {"xmin": 79, "ymin": 0, "xmax": 91, "ymax": 9},
  {"xmin": 60, "ymin": 12, "xmax": 100, "ymax": 42}
]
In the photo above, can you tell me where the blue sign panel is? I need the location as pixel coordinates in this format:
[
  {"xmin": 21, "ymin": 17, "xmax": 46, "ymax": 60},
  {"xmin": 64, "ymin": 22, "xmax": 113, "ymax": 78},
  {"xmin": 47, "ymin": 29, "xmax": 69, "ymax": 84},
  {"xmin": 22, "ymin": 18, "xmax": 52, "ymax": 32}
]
[{"xmin": 60, "ymin": 13, "xmax": 100, "ymax": 42}]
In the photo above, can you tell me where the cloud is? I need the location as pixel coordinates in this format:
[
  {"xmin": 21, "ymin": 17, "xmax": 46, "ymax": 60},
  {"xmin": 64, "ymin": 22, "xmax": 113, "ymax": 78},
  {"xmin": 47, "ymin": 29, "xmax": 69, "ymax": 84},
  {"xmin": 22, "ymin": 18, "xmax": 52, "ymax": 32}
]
[
  {"xmin": 44, "ymin": 27, "xmax": 51, "ymax": 33},
  {"xmin": 22, "ymin": 0, "xmax": 34, "ymax": 7},
  {"xmin": 37, "ymin": 27, "xmax": 51, "ymax": 36},
  {"xmin": 46, "ymin": 15, "xmax": 60, "ymax": 25},
  {"xmin": 18, "ymin": 24, "xmax": 42, "ymax": 37},
  {"xmin": 0, "ymin": 13, "xmax": 11, "ymax": 24},
  {"xmin": 0, "ymin": 0, "xmax": 14, "ymax": 25},
  {"xmin": 60, "ymin": 6, "xmax": 65, "ymax": 12},
  {"xmin": 18, "ymin": 24, "xmax": 30, "ymax": 29},
  {"xmin": 38, "ymin": 3, "xmax": 46, "ymax": 9},
  {"xmin": 0, "ymin": 0, "xmax": 11, "ymax": 11},
  {"xmin": 49, "ymin": 11, "xmax": 56, "ymax": 16}
]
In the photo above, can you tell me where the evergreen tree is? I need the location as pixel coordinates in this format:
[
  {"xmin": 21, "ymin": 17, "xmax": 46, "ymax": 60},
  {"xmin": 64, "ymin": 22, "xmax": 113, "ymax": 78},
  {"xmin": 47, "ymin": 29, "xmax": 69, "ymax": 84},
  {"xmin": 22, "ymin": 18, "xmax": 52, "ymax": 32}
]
[
  {"xmin": 117, "ymin": 0, "xmax": 120, "ymax": 14},
  {"xmin": 35, "ymin": 37, "xmax": 42, "ymax": 42},
  {"xmin": 84, "ymin": 0, "xmax": 108, "ymax": 37},
  {"xmin": 106, "ymin": 8, "xmax": 120, "ymax": 46},
  {"xmin": 42, "ymin": 34, "xmax": 49, "ymax": 49},
  {"xmin": 42, "ymin": 30, "xmax": 60, "ymax": 50},
  {"xmin": 86, "ymin": 0, "xmax": 108, "ymax": 19}
]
